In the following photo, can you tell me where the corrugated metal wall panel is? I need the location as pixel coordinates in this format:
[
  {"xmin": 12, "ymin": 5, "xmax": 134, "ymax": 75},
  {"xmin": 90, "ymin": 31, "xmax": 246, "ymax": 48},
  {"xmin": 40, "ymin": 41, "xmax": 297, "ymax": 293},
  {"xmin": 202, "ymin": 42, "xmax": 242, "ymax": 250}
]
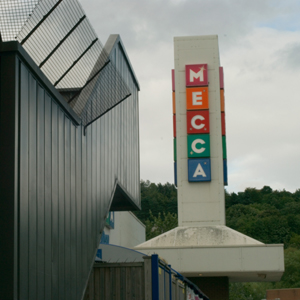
[
  {"xmin": 19, "ymin": 60, "xmax": 30, "ymax": 299},
  {"xmin": 51, "ymin": 101, "xmax": 59, "ymax": 299},
  {"xmin": 0, "ymin": 35, "xmax": 140, "ymax": 299},
  {"xmin": 45, "ymin": 92, "xmax": 52, "ymax": 300},
  {"xmin": 28, "ymin": 73, "xmax": 37, "ymax": 300},
  {"xmin": 105, "ymin": 38, "xmax": 140, "ymax": 203},
  {"xmin": 37, "ymin": 82, "xmax": 46, "ymax": 300}
]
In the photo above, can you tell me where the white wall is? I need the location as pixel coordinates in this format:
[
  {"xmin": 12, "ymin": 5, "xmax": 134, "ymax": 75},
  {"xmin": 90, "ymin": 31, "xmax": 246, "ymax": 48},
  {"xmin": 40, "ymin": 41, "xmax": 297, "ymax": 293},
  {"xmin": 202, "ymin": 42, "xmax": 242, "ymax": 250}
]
[{"xmin": 105, "ymin": 211, "xmax": 145, "ymax": 248}]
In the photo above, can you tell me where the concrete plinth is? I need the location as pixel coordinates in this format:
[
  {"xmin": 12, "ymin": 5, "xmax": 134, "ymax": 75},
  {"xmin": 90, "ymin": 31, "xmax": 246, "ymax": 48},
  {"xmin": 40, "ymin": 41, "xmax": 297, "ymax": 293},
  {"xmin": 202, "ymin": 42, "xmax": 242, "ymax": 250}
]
[{"xmin": 134, "ymin": 226, "xmax": 284, "ymax": 282}]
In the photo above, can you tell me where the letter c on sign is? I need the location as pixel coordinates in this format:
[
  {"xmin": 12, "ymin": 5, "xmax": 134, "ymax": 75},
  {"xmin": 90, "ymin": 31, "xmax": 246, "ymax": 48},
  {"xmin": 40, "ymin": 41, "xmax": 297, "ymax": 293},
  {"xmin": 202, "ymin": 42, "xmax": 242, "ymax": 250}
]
[
  {"xmin": 191, "ymin": 139, "xmax": 205, "ymax": 154},
  {"xmin": 191, "ymin": 115, "xmax": 205, "ymax": 130}
]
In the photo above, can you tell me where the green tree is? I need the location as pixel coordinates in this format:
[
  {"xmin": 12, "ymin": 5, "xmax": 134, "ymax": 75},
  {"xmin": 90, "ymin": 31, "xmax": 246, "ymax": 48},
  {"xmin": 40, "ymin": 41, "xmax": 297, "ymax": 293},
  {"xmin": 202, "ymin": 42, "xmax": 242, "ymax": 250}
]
[
  {"xmin": 288, "ymin": 233, "xmax": 300, "ymax": 249},
  {"xmin": 274, "ymin": 247, "xmax": 300, "ymax": 288},
  {"xmin": 135, "ymin": 180, "xmax": 177, "ymax": 223},
  {"xmin": 229, "ymin": 282, "xmax": 272, "ymax": 300},
  {"xmin": 145, "ymin": 210, "xmax": 178, "ymax": 240}
]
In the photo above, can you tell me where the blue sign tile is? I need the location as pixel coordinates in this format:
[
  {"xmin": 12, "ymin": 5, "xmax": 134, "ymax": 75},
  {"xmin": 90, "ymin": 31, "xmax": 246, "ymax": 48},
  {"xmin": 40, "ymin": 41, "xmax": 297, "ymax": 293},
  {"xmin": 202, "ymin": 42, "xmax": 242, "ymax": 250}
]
[
  {"xmin": 223, "ymin": 159, "xmax": 228, "ymax": 186},
  {"xmin": 188, "ymin": 158, "xmax": 211, "ymax": 182},
  {"xmin": 174, "ymin": 161, "xmax": 177, "ymax": 187}
]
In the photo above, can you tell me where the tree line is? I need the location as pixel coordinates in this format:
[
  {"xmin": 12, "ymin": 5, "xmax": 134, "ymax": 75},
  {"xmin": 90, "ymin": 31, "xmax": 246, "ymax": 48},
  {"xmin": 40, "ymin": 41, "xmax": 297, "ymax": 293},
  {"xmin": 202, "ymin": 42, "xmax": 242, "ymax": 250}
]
[{"xmin": 134, "ymin": 180, "xmax": 300, "ymax": 300}]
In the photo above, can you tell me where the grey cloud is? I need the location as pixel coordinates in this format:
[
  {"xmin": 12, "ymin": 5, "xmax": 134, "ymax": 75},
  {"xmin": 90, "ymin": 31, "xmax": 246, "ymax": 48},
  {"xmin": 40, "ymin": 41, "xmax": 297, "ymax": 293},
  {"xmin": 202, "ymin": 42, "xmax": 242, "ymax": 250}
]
[
  {"xmin": 78, "ymin": 0, "xmax": 300, "ymax": 192},
  {"xmin": 276, "ymin": 42, "xmax": 300, "ymax": 70},
  {"xmin": 80, "ymin": 0, "xmax": 280, "ymax": 50}
]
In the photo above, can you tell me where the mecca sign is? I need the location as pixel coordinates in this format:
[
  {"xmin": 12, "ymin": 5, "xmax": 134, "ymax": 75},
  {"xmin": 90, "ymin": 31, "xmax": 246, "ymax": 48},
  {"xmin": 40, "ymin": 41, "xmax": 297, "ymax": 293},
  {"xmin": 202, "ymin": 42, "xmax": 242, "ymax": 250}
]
[
  {"xmin": 172, "ymin": 63, "xmax": 227, "ymax": 185},
  {"xmin": 186, "ymin": 64, "xmax": 211, "ymax": 182}
]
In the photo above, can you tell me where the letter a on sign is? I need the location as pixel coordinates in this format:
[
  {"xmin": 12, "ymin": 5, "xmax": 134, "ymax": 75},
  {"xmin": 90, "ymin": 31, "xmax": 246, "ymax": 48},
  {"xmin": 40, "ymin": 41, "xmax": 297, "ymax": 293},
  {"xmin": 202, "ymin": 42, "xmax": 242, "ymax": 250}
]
[
  {"xmin": 188, "ymin": 158, "xmax": 211, "ymax": 182},
  {"xmin": 186, "ymin": 64, "xmax": 208, "ymax": 87},
  {"xmin": 193, "ymin": 163, "xmax": 206, "ymax": 177}
]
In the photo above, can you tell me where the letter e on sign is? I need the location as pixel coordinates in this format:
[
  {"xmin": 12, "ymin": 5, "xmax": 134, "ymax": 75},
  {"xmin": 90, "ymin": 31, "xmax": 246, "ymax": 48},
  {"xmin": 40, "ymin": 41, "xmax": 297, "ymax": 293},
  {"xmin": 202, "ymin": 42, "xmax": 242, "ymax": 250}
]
[
  {"xmin": 186, "ymin": 64, "xmax": 208, "ymax": 87},
  {"xmin": 186, "ymin": 87, "xmax": 209, "ymax": 110}
]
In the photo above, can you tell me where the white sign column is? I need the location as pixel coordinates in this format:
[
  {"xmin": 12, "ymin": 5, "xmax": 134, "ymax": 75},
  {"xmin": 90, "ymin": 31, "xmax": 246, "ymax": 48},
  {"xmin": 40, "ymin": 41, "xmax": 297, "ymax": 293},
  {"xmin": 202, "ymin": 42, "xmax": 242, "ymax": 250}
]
[{"xmin": 174, "ymin": 35, "xmax": 225, "ymax": 226}]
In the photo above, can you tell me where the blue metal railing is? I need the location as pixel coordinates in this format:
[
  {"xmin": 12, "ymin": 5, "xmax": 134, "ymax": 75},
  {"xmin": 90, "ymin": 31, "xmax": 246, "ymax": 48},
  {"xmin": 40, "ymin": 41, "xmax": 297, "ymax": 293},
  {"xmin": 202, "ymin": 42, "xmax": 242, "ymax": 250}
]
[{"xmin": 151, "ymin": 254, "xmax": 209, "ymax": 300}]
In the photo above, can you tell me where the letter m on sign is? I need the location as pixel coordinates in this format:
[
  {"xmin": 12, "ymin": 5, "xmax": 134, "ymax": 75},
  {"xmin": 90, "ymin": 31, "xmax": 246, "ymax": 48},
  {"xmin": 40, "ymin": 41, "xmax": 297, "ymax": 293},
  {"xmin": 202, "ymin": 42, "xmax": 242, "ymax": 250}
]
[{"xmin": 186, "ymin": 64, "xmax": 208, "ymax": 87}]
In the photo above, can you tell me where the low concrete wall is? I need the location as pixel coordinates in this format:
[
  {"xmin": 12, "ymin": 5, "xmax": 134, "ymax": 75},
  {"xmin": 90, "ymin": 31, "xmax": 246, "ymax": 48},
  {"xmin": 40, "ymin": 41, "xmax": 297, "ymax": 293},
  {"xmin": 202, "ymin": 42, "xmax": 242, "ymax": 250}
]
[{"xmin": 267, "ymin": 288, "xmax": 300, "ymax": 300}]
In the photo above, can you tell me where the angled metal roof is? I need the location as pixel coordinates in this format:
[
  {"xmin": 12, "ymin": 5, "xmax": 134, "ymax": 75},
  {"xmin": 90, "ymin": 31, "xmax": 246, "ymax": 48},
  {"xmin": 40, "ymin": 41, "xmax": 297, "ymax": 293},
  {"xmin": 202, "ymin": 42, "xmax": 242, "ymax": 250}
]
[{"xmin": 0, "ymin": 0, "xmax": 133, "ymax": 128}]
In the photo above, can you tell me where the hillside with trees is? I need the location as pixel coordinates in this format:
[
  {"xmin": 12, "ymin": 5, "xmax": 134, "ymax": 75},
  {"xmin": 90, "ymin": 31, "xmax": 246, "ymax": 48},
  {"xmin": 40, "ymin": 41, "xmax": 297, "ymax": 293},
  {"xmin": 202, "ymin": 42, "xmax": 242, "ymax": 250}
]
[{"xmin": 135, "ymin": 180, "xmax": 300, "ymax": 300}]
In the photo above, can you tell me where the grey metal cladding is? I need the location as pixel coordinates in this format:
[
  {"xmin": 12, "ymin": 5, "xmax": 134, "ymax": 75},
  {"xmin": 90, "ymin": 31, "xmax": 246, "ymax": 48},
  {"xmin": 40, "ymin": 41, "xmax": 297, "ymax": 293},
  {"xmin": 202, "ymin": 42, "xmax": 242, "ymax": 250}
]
[{"xmin": 0, "ymin": 38, "xmax": 140, "ymax": 300}]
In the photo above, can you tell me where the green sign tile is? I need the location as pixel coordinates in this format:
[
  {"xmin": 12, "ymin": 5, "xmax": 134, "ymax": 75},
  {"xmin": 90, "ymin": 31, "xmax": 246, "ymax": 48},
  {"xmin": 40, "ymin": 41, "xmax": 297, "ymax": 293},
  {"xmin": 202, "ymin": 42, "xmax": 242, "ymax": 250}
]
[
  {"xmin": 187, "ymin": 134, "xmax": 210, "ymax": 158},
  {"xmin": 222, "ymin": 136, "xmax": 227, "ymax": 159},
  {"xmin": 174, "ymin": 138, "xmax": 177, "ymax": 161}
]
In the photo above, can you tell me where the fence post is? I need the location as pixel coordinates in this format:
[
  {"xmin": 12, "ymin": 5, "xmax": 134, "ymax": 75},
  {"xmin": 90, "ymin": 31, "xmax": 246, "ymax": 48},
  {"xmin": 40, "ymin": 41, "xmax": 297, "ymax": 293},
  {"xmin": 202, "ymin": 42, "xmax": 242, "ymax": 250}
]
[{"xmin": 151, "ymin": 254, "xmax": 159, "ymax": 300}]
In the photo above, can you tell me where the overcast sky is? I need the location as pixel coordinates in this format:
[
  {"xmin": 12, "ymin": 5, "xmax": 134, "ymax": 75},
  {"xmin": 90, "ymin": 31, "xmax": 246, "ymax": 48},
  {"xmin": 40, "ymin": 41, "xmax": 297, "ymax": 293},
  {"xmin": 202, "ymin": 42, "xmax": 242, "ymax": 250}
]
[{"xmin": 80, "ymin": 0, "xmax": 300, "ymax": 193}]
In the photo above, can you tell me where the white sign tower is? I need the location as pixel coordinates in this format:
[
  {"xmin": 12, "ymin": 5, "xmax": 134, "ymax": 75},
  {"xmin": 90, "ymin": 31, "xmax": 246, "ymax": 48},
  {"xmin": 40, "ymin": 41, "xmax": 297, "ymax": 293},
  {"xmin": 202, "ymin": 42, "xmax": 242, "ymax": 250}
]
[{"xmin": 174, "ymin": 35, "xmax": 225, "ymax": 227}]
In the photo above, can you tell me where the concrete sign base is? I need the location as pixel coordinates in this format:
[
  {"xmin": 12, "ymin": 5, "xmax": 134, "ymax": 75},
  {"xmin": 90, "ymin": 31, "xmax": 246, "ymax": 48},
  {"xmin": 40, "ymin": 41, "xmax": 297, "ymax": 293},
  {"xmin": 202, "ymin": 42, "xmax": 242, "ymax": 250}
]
[{"xmin": 135, "ymin": 225, "xmax": 284, "ymax": 282}]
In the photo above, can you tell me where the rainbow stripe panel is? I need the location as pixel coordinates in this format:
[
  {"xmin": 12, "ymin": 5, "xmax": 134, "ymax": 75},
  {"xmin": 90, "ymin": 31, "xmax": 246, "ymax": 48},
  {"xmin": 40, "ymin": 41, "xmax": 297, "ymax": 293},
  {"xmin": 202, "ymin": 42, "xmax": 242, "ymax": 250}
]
[
  {"xmin": 220, "ymin": 67, "xmax": 228, "ymax": 186},
  {"xmin": 172, "ymin": 66, "xmax": 228, "ymax": 185},
  {"xmin": 172, "ymin": 69, "xmax": 177, "ymax": 186}
]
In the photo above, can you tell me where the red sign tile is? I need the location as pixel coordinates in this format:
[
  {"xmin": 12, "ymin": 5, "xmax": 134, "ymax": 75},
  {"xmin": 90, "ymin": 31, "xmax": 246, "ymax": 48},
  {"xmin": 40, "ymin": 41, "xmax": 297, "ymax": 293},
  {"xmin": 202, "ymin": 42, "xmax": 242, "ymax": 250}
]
[
  {"xmin": 219, "ymin": 67, "xmax": 224, "ymax": 89},
  {"xmin": 173, "ymin": 114, "xmax": 176, "ymax": 137},
  {"xmin": 172, "ymin": 69, "xmax": 175, "ymax": 91},
  {"xmin": 221, "ymin": 112, "xmax": 226, "ymax": 136},
  {"xmin": 185, "ymin": 64, "xmax": 208, "ymax": 87},
  {"xmin": 187, "ymin": 110, "xmax": 209, "ymax": 134}
]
